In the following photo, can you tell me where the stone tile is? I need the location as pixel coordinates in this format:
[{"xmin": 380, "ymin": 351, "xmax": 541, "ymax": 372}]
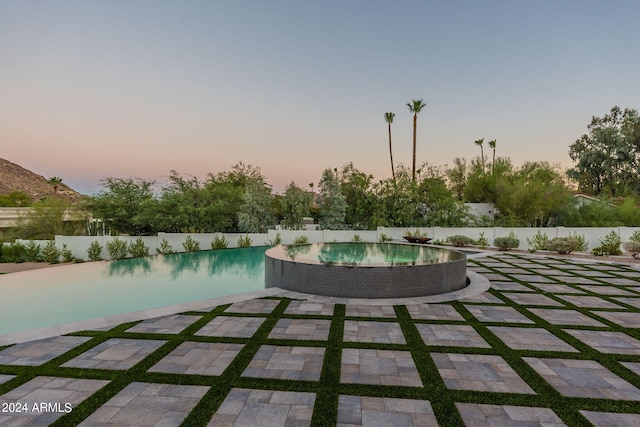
[
  {"xmin": 527, "ymin": 308, "xmax": 606, "ymax": 327},
  {"xmin": 456, "ymin": 403, "xmax": 565, "ymax": 427},
  {"xmin": 558, "ymin": 276, "xmax": 600, "ymax": 284},
  {"xmin": 343, "ymin": 321, "xmax": 406, "ymax": 344},
  {"xmin": 0, "ymin": 336, "xmax": 91, "ymax": 366},
  {"xmin": 602, "ymin": 277, "xmax": 640, "ymax": 286},
  {"xmin": 620, "ymin": 362, "xmax": 640, "ymax": 376},
  {"xmin": 577, "ymin": 270, "xmax": 615, "ymax": 278},
  {"xmin": 225, "ymin": 299, "xmax": 280, "ymax": 314},
  {"xmin": 340, "ymin": 348, "xmax": 422, "ymax": 387},
  {"xmin": 345, "ymin": 305, "xmax": 396, "ymax": 318},
  {"xmin": 284, "ymin": 300, "xmax": 335, "ymax": 316},
  {"xmin": 556, "ymin": 295, "xmax": 623, "ymax": 309},
  {"xmin": 565, "ymin": 330, "xmax": 640, "ymax": 355},
  {"xmin": 417, "ymin": 324, "xmax": 490, "ymax": 348},
  {"xmin": 125, "ymin": 314, "xmax": 202, "ymax": 334},
  {"xmin": 208, "ymin": 388, "xmax": 315, "ymax": 427},
  {"xmin": 580, "ymin": 411, "xmax": 640, "ymax": 427},
  {"xmin": 0, "ymin": 376, "xmax": 109, "ymax": 426},
  {"xmin": 0, "ymin": 375, "xmax": 15, "ymax": 385},
  {"xmin": 458, "ymin": 292, "xmax": 504, "ymax": 304},
  {"xmin": 79, "ymin": 382, "xmax": 208, "ymax": 426},
  {"xmin": 523, "ymin": 357, "xmax": 640, "ymax": 400},
  {"xmin": 61, "ymin": 338, "xmax": 165, "ymax": 370},
  {"xmin": 432, "ymin": 353, "xmax": 534, "ymax": 394},
  {"xmin": 337, "ymin": 395, "xmax": 437, "ymax": 427},
  {"xmin": 195, "ymin": 316, "xmax": 266, "ymax": 338},
  {"xmin": 406, "ymin": 303, "xmax": 464, "ymax": 321},
  {"xmin": 465, "ymin": 305, "xmax": 534, "ymax": 324},
  {"xmin": 489, "ymin": 326, "xmax": 577, "ymax": 352},
  {"xmin": 490, "ymin": 281, "xmax": 534, "ymax": 292},
  {"xmin": 493, "ymin": 267, "xmax": 532, "ymax": 275},
  {"xmin": 268, "ymin": 318, "xmax": 331, "ymax": 341},
  {"xmin": 577, "ymin": 285, "xmax": 635, "ymax": 296},
  {"xmin": 482, "ymin": 273, "xmax": 511, "ymax": 281},
  {"xmin": 501, "ymin": 292, "xmax": 564, "ymax": 307},
  {"xmin": 595, "ymin": 311, "xmax": 640, "ymax": 328},
  {"xmin": 612, "ymin": 297, "xmax": 640, "ymax": 309},
  {"xmin": 242, "ymin": 345, "xmax": 325, "ymax": 381},
  {"xmin": 149, "ymin": 342, "xmax": 243, "ymax": 376},
  {"xmin": 528, "ymin": 284, "xmax": 585, "ymax": 294},
  {"xmin": 511, "ymin": 274, "xmax": 556, "ymax": 283}
]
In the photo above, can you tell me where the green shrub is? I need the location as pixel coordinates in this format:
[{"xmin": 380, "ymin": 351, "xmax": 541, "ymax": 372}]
[
  {"xmin": 526, "ymin": 231, "xmax": 549, "ymax": 252},
  {"xmin": 3, "ymin": 241, "xmax": 27, "ymax": 263},
  {"xmin": 494, "ymin": 232, "xmax": 519, "ymax": 251},
  {"xmin": 546, "ymin": 237, "xmax": 580, "ymax": 254},
  {"xmin": 351, "ymin": 234, "xmax": 363, "ymax": 242},
  {"xmin": 591, "ymin": 230, "xmax": 621, "ymax": 256},
  {"xmin": 630, "ymin": 230, "xmax": 640, "ymax": 243},
  {"xmin": 182, "ymin": 235, "xmax": 200, "ymax": 252},
  {"xmin": 156, "ymin": 238, "xmax": 175, "ymax": 255},
  {"xmin": 107, "ymin": 238, "xmax": 128, "ymax": 260},
  {"xmin": 378, "ymin": 233, "xmax": 392, "ymax": 243},
  {"xmin": 0, "ymin": 240, "xmax": 3, "ymax": 262},
  {"xmin": 405, "ymin": 229, "xmax": 427, "ymax": 238},
  {"xmin": 293, "ymin": 235, "xmax": 309, "ymax": 245},
  {"xmin": 567, "ymin": 231, "xmax": 588, "ymax": 251},
  {"xmin": 431, "ymin": 238, "xmax": 448, "ymax": 245},
  {"xmin": 623, "ymin": 231, "xmax": 640, "ymax": 258},
  {"xmin": 87, "ymin": 240, "xmax": 103, "ymax": 261},
  {"xmin": 42, "ymin": 241, "xmax": 61, "ymax": 264},
  {"xmin": 237, "ymin": 234, "xmax": 252, "ymax": 248},
  {"xmin": 60, "ymin": 244, "xmax": 75, "ymax": 263},
  {"xmin": 211, "ymin": 235, "xmax": 229, "ymax": 250},
  {"xmin": 24, "ymin": 240, "xmax": 42, "ymax": 262},
  {"xmin": 267, "ymin": 232, "xmax": 282, "ymax": 246},
  {"xmin": 448, "ymin": 235, "xmax": 474, "ymax": 247},
  {"xmin": 475, "ymin": 232, "xmax": 489, "ymax": 249},
  {"xmin": 128, "ymin": 238, "xmax": 149, "ymax": 258}
]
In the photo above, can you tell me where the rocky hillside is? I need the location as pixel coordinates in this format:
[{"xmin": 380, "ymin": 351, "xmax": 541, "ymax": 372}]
[{"xmin": 0, "ymin": 158, "xmax": 83, "ymax": 202}]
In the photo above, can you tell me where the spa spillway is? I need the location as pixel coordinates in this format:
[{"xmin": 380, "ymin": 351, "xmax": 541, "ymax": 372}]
[{"xmin": 265, "ymin": 242, "xmax": 467, "ymax": 298}]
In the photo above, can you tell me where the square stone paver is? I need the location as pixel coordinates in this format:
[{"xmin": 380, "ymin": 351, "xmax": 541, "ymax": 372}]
[
  {"xmin": 345, "ymin": 305, "xmax": 396, "ymax": 318},
  {"xmin": 489, "ymin": 326, "xmax": 577, "ymax": 352},
  {"xmin": 284, "ymin": 300, "xmax": 335, "ymax": 316},
  {"xmin": 242, "ymin": 345, "xmax": 324, "ymax": 381},
  {"xmin": 0, "ymin": 336, "xmax": 91, "ymax": 366},
  {"xmin": 149, "ymin": 342, "xmax": 243, "ymax": 375},
  {"xmin": 343, "ymin": 321, "xmax": 406, "ymax": 344},
  {"xmin": 208, "ymin": 388, "xmax": 315, "ymax": 427},
  {"xmin": 225, "ymin": 299, "xmax": 279, "ymax": 314},
  {"xmin": 620, "ymin": 362, "xmax": 640, "ymax": 376},
  {"xmin": 523, "ymin": 357, "xmax": 640, "ymax": 400},
  {"xmin": 602, "ymin": 277, "xmax": 640, "ymax": 286},
  {"xmin": 125, "ymin": 314, "xmax": 202, "ymax": 334},
  {"xmin": 0, "ymin": 375, "xmax": 15, "ymax": 385},
  {"xmin": 195, "ymin": 316, "xmax": 266, "ymax": 338},
  {"xmin": 465, "ymin": 305, "xmax": 534, "ymax": 324},
  {"xmin": 595, "ymin": 311, "xmax": 640, "ymax": 328},
  {"xmin": 527, "ymin": 308, "xmax": 606, "ymax": 327},
  {"xmin": 79, "ymin": 382, "xmax": 208, "ymax": 426},
  {"xmin": 406, "ymin": 303, "xmax": 464, "ymax": 321},
  {"xmin": 558, "ymin": 276, "xmax": 600, "ymax": 284},
  {"xmin": 0, "ymin": 376, "xmax": 109, "ymax": 426},
  {"xmin": 580, "ymin": 411, "xmax": 640, "ymax": 427},
  {"xmin": 432, "ymin": 353, "xmax": 534, "ymax": 394},
  {"xmin": 556, "ymin": 295, "xmax": 623, "ymax": 309},
  {"xmin": 341, "ymin": 348, "xmax": 422, "ymax": 387},
  {"xmin": 490, "ymin": 281, "xmax": 534, "ymax": 292},
  {"xmin": 458, "ymin": 292, "xmax": 504, "ymax": 304},
  {"xmin": 577, "ymin": 285, "xmax": 635, "ymax": 296},
  {"xmin": 528, "ymin": 284, "xmax": 585, "ymax": 294},
  {"xmin": 564, "ymin": 330, "xmax": 640, "ymax": 355},
  {"xmin": 511, "ymin": 274, "xmax": 555, "ymax": 283},
  {"xmin": 337, "ymin": 395, "xmax": 437, "ymax": 427},
  {"xmin": 501, "ymin": 292, "xmax": 564, "ymax": 307},
  {"xmin": 417, "ymin": 324, "xmax": 490, "ymax": 348},
  {"xmin": 61, "ymin": 338, "xmax": 165, "ymax": 370},
  {"xmin": 612, "ymin": 297, "xmax": 640, "ymax": 309},
  {"xmin": 456, "ymin": 403, "xmax": 565, "ymax": 427},
  {"xmin": 268, "ymin": 318, "xmax": 331, "ymax": 341}
]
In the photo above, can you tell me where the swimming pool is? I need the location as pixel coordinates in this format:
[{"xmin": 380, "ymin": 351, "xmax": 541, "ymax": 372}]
[{"xmin": 0, "ymin": 247, "xmax": 267, "ymax": 337}]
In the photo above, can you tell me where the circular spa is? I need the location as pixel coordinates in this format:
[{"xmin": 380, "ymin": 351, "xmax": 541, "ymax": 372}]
[{"xmin": 265, "ymin": 242, "xmax": 467, "ymax": 298}]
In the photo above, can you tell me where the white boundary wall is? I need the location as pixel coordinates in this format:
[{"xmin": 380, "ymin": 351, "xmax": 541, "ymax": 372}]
[{"xmin": 42, "ymin": 227, "xmax": 640, "ymax": 260}]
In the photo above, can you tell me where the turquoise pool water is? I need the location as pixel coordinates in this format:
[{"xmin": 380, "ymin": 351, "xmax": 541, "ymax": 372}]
[{"xmin": 0, "ymin": 247, "xmax": 267, "ymax": 336}]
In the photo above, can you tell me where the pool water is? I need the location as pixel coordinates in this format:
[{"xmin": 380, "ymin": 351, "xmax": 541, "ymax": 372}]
[{"xmin": 0, "ymin": 247, "xmax": 267, "ymax": 336}]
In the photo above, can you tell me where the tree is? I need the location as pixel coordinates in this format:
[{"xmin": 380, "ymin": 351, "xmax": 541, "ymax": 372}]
[
  {"xmin": 407, "ymin": 99, "xmax": 427, "ymax": 182},
  {"xmin": 0, "ymin": 191, "xmax": 31, "ymax": 207},
  {"xmin": 474, "ymin": 139, "xmax": 485, "ymax": 173},
  {"xmin": 317, "ymin": 168, "xmax": 347, "ymax": 230},
  {"xmin": 13, "ymin": 198, "xmax": 87, "ymax": 239},
  {"xmin": 568, "ymin": 106, "xmax": 640, "ymax": 196},
  {"xmin": 384, "ymin": 112, "xmax": 396, "ymax": 184},
  {"xmin": 338, "ymin": 163, "xmax": 377, "ymax": 229},
  {"xmin": 238, "ymin": 180, "xmax": 275, "ymax": 233},
  {"xmin": 47, "ymin": 177, "xmax": 63, "ymax": 196},
  {"xmin": 446, "ymin": 158, "xmax": 467, "ymax": 200},
  {"xmin": 488, "ymin": 139, "xmax": 497, "ymax": 173},
  {"xmin": 280, "ymin": 182, "xmax": 312, "ymax": 230}
]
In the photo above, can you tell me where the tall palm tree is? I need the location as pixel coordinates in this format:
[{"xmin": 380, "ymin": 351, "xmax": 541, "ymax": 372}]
[
  {"xmin": 488, "ymin": 139, "xmax": 497, "ymax": 173},
  {"xmin": 407, "ymin": 99, "xmax": 427, "ymax": 183},
  {"xmin": 474, "ymin": 138, "xmax": 485, "ymax": 174},
  {"xmin": 47, "ymin": 176, "xmax": 63, "ymax": 196},
  {"xmin": 384, "ymin": 112, "xmax": 396, "ymax": 185}
]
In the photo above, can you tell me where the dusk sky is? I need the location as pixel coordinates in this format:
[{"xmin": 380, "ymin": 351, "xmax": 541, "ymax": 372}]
[{"xmin": 1, "ymin": 1, "xmax": 639, "ymax": 195}]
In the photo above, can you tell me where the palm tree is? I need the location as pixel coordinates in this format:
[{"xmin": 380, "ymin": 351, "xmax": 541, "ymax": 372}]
[
  {"xmin": 407, "ymin": 99, "xmax": 427, "ymax": 182},
  {"xmin": 384, "ymin": 112, "xmax": 396, "ymax": 185},
  {"xmin": 488, "ymin": 139, "xmax": 497, "ymax": 173},
  {"xmin": 474, "ymin": 138, "xmax": 485, "ymax": 174},
  {"xmin": 47, "ymin": 176, "xmax": 63, "ymax": 196}
]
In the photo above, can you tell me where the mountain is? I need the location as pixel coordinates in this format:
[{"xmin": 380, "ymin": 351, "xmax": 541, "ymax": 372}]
[{"xmin": 0, "ymin": 158, "xmax": 84, "ymax": 202}]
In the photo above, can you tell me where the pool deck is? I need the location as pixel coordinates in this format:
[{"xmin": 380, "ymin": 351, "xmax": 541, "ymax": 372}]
[{"xmin": 1, "ymin": 252, "xmax": 640, "ymax": 426}]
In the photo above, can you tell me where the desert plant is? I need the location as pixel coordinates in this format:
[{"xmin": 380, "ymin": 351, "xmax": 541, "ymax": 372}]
[
  {"xmin": 591, "ymin": 230, "xmax": 622, "ymax": 256},
  {"xmin": 431, "ymin": 238, "xmax": 448, "ymax": 246},
  {"xmin": 448, "ymin": 235, "xmax": 474, "ymax": 247},
  {"xmin": 567, "ymin": 231, "xmax": 588, "ymax": 252},
  {"xmin": 211, "ymin": 235, "xmax": 229, "ymax": 250},
  {"xmin": 182, "ymin": 235, "xmax": 200, "ymax": 252},
  {"xmin": 378, "ymin": 233, "xmax": 392, "ymax": 243},
  {"xmin": 526, "ymin": 231, "xmax": 549, "ymax": 253},
  {"xmin": 293, "ymin": 235, "xmax": 309, "ymax": 245},
  {"xmin": 546, "ymin": 237, "xmax": 581, "ymax": 254},
  {"xmin": 623, "ymin": 230, "xmax": 640, "ymax": 259},
  {"xmin": 405, "ymin": 229, "xmax": 428, "ymax": 238},
  {"xmin": 87, "ymin": 240, "xmax": 103, "ymax": 261},
  {"xmin": 267, "ymin": 232, "xmax": 282, "ymax": 246},
  {"xmin": 494, "ymin": 232, "xmax": 519, "ymax": 251},
  {"xmin": 156, "ymin": 238, "xmax": 175, "ymax": 255},
  {"xmin": 351, "ymin": 234, "xmax": 363, "ymax": 242},
  {"xmin": 24, "ymin": 240, "xmax": 42, "ymax": 262},
  {"xmin": 475, "ymin": 232, "xmax": 489, "ymax": 248},
  {"xmin": 237, "ymin": 234, "xmax": 252, "ymax": 248},
  {"xmin": 128, "ymin": 238, "xmax": 149, "ymax": 258},
  {"xmin": 107, "ymin": 237, "xmax": 128, "ymax": 260},
  {"xmin": 60, "ymin": 244, "xmax": 75, "ymax": 262},
  {"xmin": 42, "ymin": 241, "xmax": 61, "ymax": 264},
  {"xmin": 3, "ymin": 241, "xmax": 27, "ymax": 263}
]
